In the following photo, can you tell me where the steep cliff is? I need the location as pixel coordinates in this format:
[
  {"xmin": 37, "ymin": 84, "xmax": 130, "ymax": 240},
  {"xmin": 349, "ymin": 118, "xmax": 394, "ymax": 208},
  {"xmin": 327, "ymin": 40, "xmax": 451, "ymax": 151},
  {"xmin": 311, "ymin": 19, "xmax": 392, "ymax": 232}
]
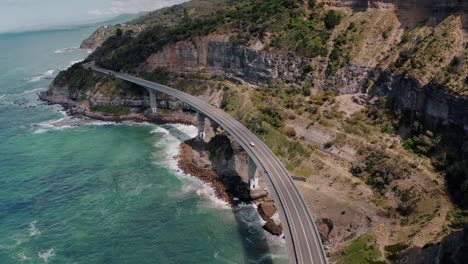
[
  {"xmin": 46, "ymin": 0, "xmax": 468, "ymax": 262},
  {"xmin": 81, "ymin": 0, "xmax": 228, "ymax": 50}
]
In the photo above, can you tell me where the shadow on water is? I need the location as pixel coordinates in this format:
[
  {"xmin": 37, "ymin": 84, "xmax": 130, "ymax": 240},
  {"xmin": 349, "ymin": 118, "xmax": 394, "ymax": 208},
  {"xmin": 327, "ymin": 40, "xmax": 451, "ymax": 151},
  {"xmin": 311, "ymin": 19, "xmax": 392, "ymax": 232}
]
[
  {"xmin": 211, "ymin": 143, "xmax": 277, "ymax": 264},
  {"xmin": 164, "ymin": 125, "xmax": 279, "ymax": 264}
]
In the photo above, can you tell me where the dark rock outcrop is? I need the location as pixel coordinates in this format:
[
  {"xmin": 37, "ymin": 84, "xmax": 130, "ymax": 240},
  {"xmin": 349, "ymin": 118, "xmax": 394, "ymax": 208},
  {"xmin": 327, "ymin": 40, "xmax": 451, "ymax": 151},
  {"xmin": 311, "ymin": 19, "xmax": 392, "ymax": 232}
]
[
  {"xmin": 258, "ymin": 201, "xmax": 277, "ymax": 221},
  {"xmin": 263, "ymin": 219, "xmax": 283, "ymax": 236},
  {"xmin": 373, "ymin": 73, "xmax": 468, "ymax": 133},
  {"xmin": 402, "ymin": 225, "xmax": 468, "ymax": 264}
]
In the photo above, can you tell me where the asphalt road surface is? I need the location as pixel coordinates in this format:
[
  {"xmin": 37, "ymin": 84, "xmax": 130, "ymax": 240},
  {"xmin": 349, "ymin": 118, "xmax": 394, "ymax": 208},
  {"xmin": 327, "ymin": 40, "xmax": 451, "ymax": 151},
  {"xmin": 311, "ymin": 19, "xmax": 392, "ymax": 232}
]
[{"xmin": 88, "ymin": 65, "xmax": 328, "ymax": 264}]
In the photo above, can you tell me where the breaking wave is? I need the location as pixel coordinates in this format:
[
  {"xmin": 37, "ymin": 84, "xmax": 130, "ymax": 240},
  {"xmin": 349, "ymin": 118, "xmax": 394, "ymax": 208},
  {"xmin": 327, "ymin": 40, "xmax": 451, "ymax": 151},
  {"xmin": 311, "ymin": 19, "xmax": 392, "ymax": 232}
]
[
  {"xmin": 152, "ymin": 124, "xmax": 230, "ymax": 209},
  {"xmin": 28, "ymin": 221, "xmax": 41, "ymax": 236},
  {"xmin": 24, "ymin": 70, "xmax": 57, "ymax": 83},
  {"xmin": 68, "ymin": 59, "xmax": 84, "ymax": 67},
  {"xmin": 38, "ymin": 248, "xmax": 55, "ymax": 262},
  {"xmin": 32, "ymin": 109, "xmax": 117, "ymax": 134},
  {"xmin": 53, "ymin": 47, "xmax": 90, "ymax": 54}
]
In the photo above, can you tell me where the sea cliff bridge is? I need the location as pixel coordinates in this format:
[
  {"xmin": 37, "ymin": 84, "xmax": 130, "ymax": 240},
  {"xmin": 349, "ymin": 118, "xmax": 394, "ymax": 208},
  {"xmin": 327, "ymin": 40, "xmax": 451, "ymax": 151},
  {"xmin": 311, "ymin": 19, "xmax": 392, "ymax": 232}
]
[{"xmin": 87, "ymin": 64, "xmax": 328, "ymax": 264}]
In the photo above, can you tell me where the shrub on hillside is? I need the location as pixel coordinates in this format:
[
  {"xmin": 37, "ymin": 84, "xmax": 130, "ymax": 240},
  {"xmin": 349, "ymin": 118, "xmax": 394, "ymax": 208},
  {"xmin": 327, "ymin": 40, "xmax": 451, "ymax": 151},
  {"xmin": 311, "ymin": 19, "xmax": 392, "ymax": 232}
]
[
  {"xmin": 324, "ymin": 10, "xmax": 343, "ymax": 29},
  {"xmin": 284, "ymin": 126, "xmax": 297, "ymax": 138}
]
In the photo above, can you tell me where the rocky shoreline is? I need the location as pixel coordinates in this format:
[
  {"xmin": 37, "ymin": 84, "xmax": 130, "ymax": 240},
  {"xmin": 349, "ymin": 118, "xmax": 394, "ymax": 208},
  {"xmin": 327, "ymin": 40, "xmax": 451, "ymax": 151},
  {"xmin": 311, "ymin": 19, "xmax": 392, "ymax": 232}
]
[
  {"xmin": 177, "ymin": 137, "xmax": 284, "ymax": 236},
  {"xmin": 38, "ymin": 90, "xmax": 284, "ymax": 237},
  {"xmin": 38, "ymin": 91, "xmax": 195, "ymax": 125}
]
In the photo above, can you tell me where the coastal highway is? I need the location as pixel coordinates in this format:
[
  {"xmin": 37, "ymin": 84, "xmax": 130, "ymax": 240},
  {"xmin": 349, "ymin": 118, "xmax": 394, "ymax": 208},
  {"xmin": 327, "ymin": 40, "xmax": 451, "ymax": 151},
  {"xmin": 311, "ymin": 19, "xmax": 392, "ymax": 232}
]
[{"xmin": 88, "ymin": 64, "xmax": 328, "ymax": 264}]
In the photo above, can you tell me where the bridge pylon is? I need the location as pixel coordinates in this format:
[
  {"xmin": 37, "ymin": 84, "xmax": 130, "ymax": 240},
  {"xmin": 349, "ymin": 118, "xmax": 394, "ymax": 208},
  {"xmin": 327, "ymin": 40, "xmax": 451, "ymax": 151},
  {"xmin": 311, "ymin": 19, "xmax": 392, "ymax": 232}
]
[
  {"xmin": 197, "ymin": 112, "xmax": 205, "ymax": 140},
  {"xmin": 149, "ymin": 89, "xmax": 157, "ymax": 114},
  {"xmin": 248, "ymin": 156, "xmax": 259, "ymax": 190}
]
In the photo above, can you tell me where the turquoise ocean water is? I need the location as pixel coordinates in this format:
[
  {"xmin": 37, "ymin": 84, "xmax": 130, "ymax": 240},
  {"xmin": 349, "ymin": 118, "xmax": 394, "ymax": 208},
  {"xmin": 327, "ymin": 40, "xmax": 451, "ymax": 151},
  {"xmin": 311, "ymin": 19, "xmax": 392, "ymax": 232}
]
[{"xmin": 0, "ymin": 26, "xmax": 287, "ymax": 263}]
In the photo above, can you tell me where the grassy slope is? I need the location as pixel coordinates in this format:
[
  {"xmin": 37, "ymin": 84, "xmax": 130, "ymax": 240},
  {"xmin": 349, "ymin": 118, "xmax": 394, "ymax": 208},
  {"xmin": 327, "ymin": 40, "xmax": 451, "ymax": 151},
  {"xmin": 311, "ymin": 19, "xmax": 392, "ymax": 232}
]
[{"xmin": 55, "ymin": 1, "xmax": 467, "ymax": 262}]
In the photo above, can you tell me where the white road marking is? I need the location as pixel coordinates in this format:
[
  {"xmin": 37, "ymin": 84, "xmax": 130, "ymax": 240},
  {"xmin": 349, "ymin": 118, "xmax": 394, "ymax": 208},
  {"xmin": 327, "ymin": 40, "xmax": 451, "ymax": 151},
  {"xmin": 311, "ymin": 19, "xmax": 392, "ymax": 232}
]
[{"xmin": 90, "ymin": 67, "xmax": 328, "ymax": 264}]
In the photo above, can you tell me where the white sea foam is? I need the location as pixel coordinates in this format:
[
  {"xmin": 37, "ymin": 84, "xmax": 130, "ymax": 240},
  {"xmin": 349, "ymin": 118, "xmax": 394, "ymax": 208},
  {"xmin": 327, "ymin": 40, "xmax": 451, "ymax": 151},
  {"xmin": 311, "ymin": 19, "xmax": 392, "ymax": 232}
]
[
  {"xmin": 32, "ymin": 108, "xmax": 117, "ymax": 134},
  {"xmin": 152, "ymin": 124, "xmax": 230, "ymax": 208},
  {"xmin": 68, "ymin": 59, "xmax": 84, "ymax": 67},
  {"xmin": 234, "ymin": 203, "xmax": 287, "ymax": 248},
  {"xmin": 33, "ymin": 118, "xmax": 117, "ymax": 134},
  {"xmin": 17, "ymin": 252, "xmax": 29, "ymax": 262},
  {"xmin": 33, "ymin": 117, "xmax": 72, "ymax": 134},
  {"xmin": 172, "ymin": 123, "xmax": 199, "ymax": 138},
  {"xmin": 25, "ymin": 70, "xmax": 57, "ymax": 83},
  {"xmin": 196, "ymin": 181, "xmax": 230, "ymax": 209},
  {"xmin": 21, "ymin": 87, "xmax": 46, "ymax": 94},
  {"xmin": 28, "ymin": 221, "xmax": 41, "ymax": 236},
  {"xmin": 32, "ymin": 112, "xmax": 152, "ymax": 134},
  {"xmin": 38, "ymin": 248, "xmax": 55, "ymax": 262},
  {"xmin": 151, "ymin": 127, "xmax": 170, "ymax": 135},
  {"xmin": 53, "ymin": 47, "xmax": 90, "ymax": 54},
  {"xmin": 233, "ymin": 203, "xmax": 267, "ymax": 226}
]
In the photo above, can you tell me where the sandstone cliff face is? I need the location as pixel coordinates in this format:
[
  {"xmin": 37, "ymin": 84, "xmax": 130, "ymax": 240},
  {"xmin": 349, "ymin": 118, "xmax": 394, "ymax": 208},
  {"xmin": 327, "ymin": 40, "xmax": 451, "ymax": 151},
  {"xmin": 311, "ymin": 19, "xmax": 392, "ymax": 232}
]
[
  {"xmin": 46, "ymin": 78, "xmax": 193, "ymax": 112},
  {"xmin": 81, "ymin": 24, "xmax": 144, "ymax": 50},
  {"xmin": 144, "ymin": 34, "xmax": 311, "ymax": 86},
  {"xmin": 143, "ymin": 34, "xmax": 374, "ymax": 94},
  {"xmin": 142, "ymin": 32, "xmax": 468, "ymax": 132},
  {"xmin": 74, "ymin": 0, "xmax": 468, "ymax": 133},
  {"xmin": 372, "ymin": 74, "xmax": 468, "ymax": 133},
  {"xmin": 81, "ymin": 26, "xmax": 118, "ymax": 50}
]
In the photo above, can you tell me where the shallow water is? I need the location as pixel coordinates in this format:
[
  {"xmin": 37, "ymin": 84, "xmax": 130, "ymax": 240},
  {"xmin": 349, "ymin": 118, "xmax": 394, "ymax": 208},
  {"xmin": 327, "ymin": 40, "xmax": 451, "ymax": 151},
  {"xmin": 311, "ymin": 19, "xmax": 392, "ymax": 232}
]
[{"xmin": 0, "ymin": 26, "xmax": 287, "ymax": 263}]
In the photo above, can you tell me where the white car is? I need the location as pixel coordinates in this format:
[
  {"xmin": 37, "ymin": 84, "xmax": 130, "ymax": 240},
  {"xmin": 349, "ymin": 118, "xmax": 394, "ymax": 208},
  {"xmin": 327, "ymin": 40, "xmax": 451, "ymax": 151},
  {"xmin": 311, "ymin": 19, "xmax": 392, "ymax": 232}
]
[{"xmin": 250, "ymin": 142, "xmax": 255, "ymax": 147}]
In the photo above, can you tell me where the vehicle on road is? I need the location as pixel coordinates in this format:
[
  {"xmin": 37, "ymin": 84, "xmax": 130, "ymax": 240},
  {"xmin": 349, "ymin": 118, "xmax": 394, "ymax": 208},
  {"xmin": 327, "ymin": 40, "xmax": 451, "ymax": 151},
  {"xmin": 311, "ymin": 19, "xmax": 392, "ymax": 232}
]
[{"xmin": 250, "ymin": 142, "xmax": 255, "ymax": 147}]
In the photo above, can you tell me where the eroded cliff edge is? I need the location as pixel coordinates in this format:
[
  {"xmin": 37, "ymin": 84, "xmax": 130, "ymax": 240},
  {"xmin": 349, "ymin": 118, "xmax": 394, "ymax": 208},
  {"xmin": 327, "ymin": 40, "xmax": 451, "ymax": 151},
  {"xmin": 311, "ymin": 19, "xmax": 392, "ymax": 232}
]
[{"xmin": 43, "ymin": 0, "xmax": 467, "ymax": 262}]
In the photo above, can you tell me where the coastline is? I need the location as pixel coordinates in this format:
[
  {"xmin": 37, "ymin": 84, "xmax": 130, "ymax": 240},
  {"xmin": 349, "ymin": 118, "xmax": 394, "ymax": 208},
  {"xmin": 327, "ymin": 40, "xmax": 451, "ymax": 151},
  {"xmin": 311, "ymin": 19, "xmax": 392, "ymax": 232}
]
[
  {"xmin": 38, "ymin": 90, "xmax": 284, "ymax": 237},
  {"xmin": 38, "ymin": 91, "xmax": 195, "ymax": 125}
]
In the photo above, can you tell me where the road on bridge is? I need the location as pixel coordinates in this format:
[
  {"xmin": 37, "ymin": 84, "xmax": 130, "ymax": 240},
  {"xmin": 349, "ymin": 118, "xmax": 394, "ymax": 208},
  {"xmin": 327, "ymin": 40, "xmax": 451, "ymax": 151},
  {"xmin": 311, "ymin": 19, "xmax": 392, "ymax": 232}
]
[{"xmin": 88, "ymin": 64, "xmax": 328, "ymax": 264}]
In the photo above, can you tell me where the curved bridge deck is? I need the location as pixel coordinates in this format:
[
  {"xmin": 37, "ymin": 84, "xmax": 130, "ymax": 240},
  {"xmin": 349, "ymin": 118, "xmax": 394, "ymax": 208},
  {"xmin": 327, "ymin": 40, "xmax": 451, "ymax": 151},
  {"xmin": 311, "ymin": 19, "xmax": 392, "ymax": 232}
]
[{"xmin": 88, "ymin": 65, "xmax": 328, "ymax": 264}]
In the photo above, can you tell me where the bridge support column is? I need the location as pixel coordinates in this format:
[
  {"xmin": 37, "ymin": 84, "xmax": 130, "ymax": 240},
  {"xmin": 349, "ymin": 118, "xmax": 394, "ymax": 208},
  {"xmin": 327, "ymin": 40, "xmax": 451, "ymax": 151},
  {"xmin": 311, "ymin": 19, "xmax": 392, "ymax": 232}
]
[
  {"xmin": 197, "ymin": 112, "xmax": 205, "ymax": 140},
  {"xmin": 248, "ymin": 156, "xmax": 259, "ymax": 190},
  {"xmin": 149, "ymin": 90, "xmax": 157, "ymax": 114}
]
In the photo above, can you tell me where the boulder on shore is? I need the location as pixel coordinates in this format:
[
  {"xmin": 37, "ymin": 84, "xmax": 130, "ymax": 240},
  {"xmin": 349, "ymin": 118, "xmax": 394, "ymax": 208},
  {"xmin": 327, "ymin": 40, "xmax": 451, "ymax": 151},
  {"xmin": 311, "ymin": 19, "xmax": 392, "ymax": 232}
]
[
  {"xmin": 263, "ymin": 219, "xmax": 283, "ymax": 236},
  {"xmin": 258, "ymin": 201, "xmax": 277, "ymax": 221}
]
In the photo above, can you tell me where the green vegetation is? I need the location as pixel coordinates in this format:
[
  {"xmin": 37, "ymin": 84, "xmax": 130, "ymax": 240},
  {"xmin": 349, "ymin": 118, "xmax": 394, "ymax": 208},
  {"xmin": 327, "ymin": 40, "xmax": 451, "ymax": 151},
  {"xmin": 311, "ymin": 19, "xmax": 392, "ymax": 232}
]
[
  {"xmin": 328, "ymin": 18, "xmax": 368, "ymax": 73},
  {"xmin": 324, "ymin": 133, "xmax": 347, "ymax": 149},
  {"xmin": 343, "ymin": 116, "xmax": 373, "ymax": 136},
  {"xmin": 392, "ymin": 15, "xmax": 463, "ymax": 85},
  {"xmin": 90, "ymin": 14, "xmax": 224, "ymax": 71},
  {"xmin": 325, "ymin": 10, "xmax": 343, "ymax": 30},
  {"xmin": 384, "ymin": 243, "xmax": 409, "ymax": 261},
  {"xmin": 433, "ymin": 46, "xmax": 468, "ymax": 96},
  {"xmin": 361, "ymin": 150, "xmax": 410, "ymax": 193},
  {"xmin": 141, "ymin": 67, "xmax": 173, "ymax": 85},
  {"xmin": 259, "ymin": 123, "xmax": 313, "ymax": 174},
  {"xmin": 89, "ymin": 0, "xmax": 344, "ymax": 71},
  {"xmin": 340, "ymin": 234, "xmax": 382, "ymax": 264},
  {"xmin": 446, "ymin": 208, "xmax": 468, "ymax": 229},
  {"xmin": 54, "ymin": 64, "xmax": 96, "ymax": 93},
  {"xmin": 91, "ymin": 105, "xmax": 131, "ymax": 115},
  {"xmin": 284, "ymin": 126, "xmax": 296, "ymax": 138},
  {"xmin": 220, "ymin": 85, "xmax": 316, "ymax": 176},
  {"xmin": 402, "ymin": 130, "xmax": 441, "ymax": 155},
  {"xmin": 347, "ymin": 95, "xmax": 467, "ymax": 208},
  {"xmin": 130, "ymin": 0, "xmax": 228, "ymax": 27},
  {"xmin": 267, "ymin": 2, "xmax": 333, "ymax": 57}
]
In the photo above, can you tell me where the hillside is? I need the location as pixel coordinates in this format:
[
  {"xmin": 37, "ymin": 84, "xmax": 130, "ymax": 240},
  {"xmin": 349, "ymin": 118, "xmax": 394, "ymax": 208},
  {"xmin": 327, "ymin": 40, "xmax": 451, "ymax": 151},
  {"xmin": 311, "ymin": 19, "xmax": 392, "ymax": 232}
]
[
  {"xmin": 80, "ymin": 0, "xmax": 228, "ymax": 50},
  {"xmin": 45, "ymin": 0, "xmax": 467, "ymax": 263}
]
